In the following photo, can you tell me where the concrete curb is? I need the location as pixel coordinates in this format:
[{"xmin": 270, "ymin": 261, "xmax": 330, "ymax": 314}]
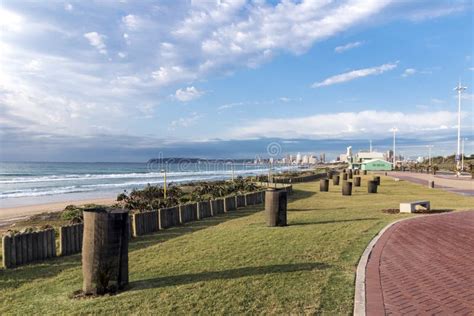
[{"xmin": 353, "ymin": 217, "xmax": 410, "ymax": 316}]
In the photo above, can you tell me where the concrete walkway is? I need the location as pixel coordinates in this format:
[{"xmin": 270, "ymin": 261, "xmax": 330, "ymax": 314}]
[
  {"xmin": 389, "ymin": 172, "xmax": 474, "ymax": 196},
  {"xmin": 365, "ymin": 211, "xmax": 474, "ymax": 315}
]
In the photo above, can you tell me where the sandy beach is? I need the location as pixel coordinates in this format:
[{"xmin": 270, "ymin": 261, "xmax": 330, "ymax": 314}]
[{"xmin": 0, "ymin": 197, "xmax": 116, "ymax": 227}]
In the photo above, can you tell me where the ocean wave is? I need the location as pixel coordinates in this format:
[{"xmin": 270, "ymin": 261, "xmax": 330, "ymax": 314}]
[
  {"xmin": 0, "ymin": 166, "xmax": 293, "ymax": 184},
  {"xmin": 0, "ymin": 170, "xmax": 276, "ymax": 199}
]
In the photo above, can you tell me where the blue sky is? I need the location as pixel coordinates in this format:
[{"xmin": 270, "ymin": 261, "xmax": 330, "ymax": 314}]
[{"xmin": 0, "ymin": 0, "xmax": 473, "ymax": 162}]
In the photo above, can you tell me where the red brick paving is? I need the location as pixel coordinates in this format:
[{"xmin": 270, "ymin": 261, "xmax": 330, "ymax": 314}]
[{"xmin": 366, "ymin": 211, "xmax": 474, "ymax": 315}]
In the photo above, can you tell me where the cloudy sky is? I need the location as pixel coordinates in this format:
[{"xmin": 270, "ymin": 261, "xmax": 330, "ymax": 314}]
[{"xmin": 0, "ymin": 0, "xmax": 473, "ymax": 162}]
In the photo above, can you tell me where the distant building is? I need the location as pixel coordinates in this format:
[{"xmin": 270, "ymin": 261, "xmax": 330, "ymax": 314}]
[
  {"xmin": 356, "ymin": 151, "xmax": 385, "ymax": 162},
  {"xmin": 360, "ymin": 159, "xmax": 392, "ymax": 171},
  {"xmin": 296, "ymin": 152, "xmax": 302, "ymax": 164}
]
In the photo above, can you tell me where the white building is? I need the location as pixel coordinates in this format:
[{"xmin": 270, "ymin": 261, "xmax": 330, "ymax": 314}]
[{"xmin": 296, "ymin": 152, "xmax": 302, "ymax": 164}]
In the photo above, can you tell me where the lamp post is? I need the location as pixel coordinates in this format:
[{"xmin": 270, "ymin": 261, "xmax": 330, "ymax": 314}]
[
  {"xmin": 427, "ymin": 145, "xmax": 433, "ymax": 166},
  {"xmin": 161, "ymin": 163, "xmax": 167, "ymax": 200},
  {"xmin": 462, "ymin": 138, "xmax": 467, "ymax": 172},
  {"xmin": 391, "ymin": 127, "xmax": 398, "ymax": 165},
  {"xmin": 454, "ymin": 81, "xmax": 467, "ymax": 176}
]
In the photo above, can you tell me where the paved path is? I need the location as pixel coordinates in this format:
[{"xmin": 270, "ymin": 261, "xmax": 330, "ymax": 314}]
[
  {"xmin": 389, "ymin": 172, "xmax": 474, "ymax": 196},
  {"xmin": 366, "ymin": 211, "xmax": 474, "ymax": 315}
]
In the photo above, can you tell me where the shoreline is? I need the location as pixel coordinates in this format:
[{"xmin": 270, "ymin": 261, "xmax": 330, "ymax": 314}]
[{"xmin": 0, "ymin": 197, "xmax": 116, "ymax": 226}]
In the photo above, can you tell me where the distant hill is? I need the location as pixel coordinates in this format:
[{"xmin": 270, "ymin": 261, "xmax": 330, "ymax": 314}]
[{"xmin": 147, "ymin": 157, "xmax": 255, "ymax": 164}]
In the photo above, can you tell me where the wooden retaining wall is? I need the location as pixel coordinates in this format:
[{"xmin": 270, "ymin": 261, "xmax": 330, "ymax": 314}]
[
  {"xmin": 197, "ymin": 201, "xmax": 212, "ymax": 219},
  {"xmin": 236, "ymin": 195, "xmax": 246, "ymax": 208},
  {"xmin": 59, "ymin": 223, "xmax": 83, "ymax": 256},
  {"xmin": 210, "ymin": 199, "xmax": 225, "ymax": 216},
  {"xmin": 2, "ymin": 228, "xmax": 56, "ymax": 269},
  {"xmin": 274, "ymin": 173, "xmax": 325, "ymax": 183},
  {"xmin": 255, "ymin": 191, "xmax": 265, "ymax": 205},
  {"xmin": 245, "ymin": 192, "xmax": 258, "ymax": 206},
  {"xmin": 224, "ymin": 196, "xmax": 236, "ymax": 212},
  {"xmin": 132, "ymin": 210, "xmax": 159, "ymax": 236},
  {"xmin": 179, "ymin": 203, "xmax": 198, "ymax": 223},
  {"xmin": 159, "ymin": 206, "xmax": 180, "ymax": 229}
]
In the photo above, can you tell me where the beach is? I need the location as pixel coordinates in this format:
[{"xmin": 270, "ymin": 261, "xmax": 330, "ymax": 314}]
[{"xmin": 0, "ymin": 197, "xmax": 116, "ymax": 228}]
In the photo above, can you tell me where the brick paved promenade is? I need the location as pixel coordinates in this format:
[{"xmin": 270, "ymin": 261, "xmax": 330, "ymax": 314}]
[{"xmin": 366, "ymin": 211, "xmax": 474, "ymax": 315}]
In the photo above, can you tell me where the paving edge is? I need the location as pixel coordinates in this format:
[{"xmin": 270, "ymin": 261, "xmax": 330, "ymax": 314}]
[{"xmin": 353, "ymin": 217, "xmax": 410, "ymax": 316}]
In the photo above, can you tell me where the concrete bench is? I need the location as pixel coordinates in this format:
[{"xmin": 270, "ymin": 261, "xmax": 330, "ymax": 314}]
[{"xmin": 400, "ymin": 201, "xmax": 430, "ymax": 213}]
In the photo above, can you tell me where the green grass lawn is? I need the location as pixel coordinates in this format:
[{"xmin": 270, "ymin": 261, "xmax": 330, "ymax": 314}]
[{"xmin": 0, "ymin": 175, "xmax": 472, "ymax": 314}]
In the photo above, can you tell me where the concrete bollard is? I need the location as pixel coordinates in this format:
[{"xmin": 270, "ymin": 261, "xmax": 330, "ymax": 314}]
[
  {"xmin": 333, "ymin": 175, "xmax": 340, "ymax": 185},
  {"xmin": 342, "ymin": 181, "xmax": 352, "ymax": 196},
  {"xmin": 320, "ymin": 179, "xmax": 329, "ymax": 192},
  {"xmin": 368, "ymin": 181, "xmax": 378, "ymax": 193},
  {"xmin": 349, "ymin": 173, "xmax": 353, "ymax": 179},
  {"xmin": 82, "ymin": 207, "xmax": 129, "ymax": 295},
  {"xmin": 327, "ymin": 172, "xmax": 333, "ymax": 179},
  {"xmin": 353, "ymin": 176, "xmax": 361, "ymax": 187},
  {"xmin": 265, "ymin": 188, "xmax": 287, "ymax": 227},
  {"xmin": 363, "ymin": 170, "xmax": 367, "ymax": 175},
  {"xmin": 342, "ymin": 173, "xmax": 348, "ymax": 181},
  {"xmin": 429, "ymin": 180, "xmax": 434, "ymax": 188},
  {"xmin": 373, "ymin": 176, "xmax": 381, "ymax": 185}
]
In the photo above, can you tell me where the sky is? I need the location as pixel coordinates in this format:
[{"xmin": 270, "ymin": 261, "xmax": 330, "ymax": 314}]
[{"xmin": 0, "ymin": 0, "xmax": 473, "ymax": 162}]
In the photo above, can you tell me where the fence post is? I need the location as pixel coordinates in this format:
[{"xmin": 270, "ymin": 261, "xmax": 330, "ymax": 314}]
[{"xmin": 2, "ymin": 235, "xmax": 12, "ymax": 268}]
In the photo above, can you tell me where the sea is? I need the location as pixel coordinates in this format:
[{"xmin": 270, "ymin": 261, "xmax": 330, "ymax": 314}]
[{"xmin": 0, "ymin": 161, "xmax": 301, "ymax": 208}]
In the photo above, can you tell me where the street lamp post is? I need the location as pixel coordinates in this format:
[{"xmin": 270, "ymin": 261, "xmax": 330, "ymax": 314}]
[
  {"xmin": 391, "ymin": 127, "xmax": 398, "ymax": 166},
  {"xmin": 161, "ymin": 163, "xmax": 167, "ymax": 200},
  {"xmin": 454, "ymin": 81, "xmax": 467, "ymax": 176},
  {"xmin": 462, "ymin": 138, "xmax": 467, "ymax": 172},
  {"xmin": 427, "ymin": 145, "xmax": 433, "ymax": 166}
]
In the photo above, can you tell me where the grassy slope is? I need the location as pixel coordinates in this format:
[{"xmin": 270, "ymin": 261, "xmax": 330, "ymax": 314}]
[{"xmin": 0, "ymin": 175, "xmax": 472, "ymax": 315}]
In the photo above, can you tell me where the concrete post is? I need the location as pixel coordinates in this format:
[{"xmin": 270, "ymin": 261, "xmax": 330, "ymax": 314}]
[
  {"xmin": 354, "ymin": 176, "xmax": 361, "ymax": 187},
  {"xmin": 429, "ymin": 180, "xmax": 434, "ymax": 188},
  {"xmin": 265, "ymin": 189, "xmax": 287, "ymax": 227},
  {"xmin": 82, "ymin": 207, "xmax": 129, "ymax": 295},
  {"xmin": 320, "ymin": 179, "xmax": 329, "ymax": 192},
  {"xmin": 368, "ymin": 181, "xmax": 378, "ymax": 193},
  {"xmin": 342, "ymin": 173, "xmax": 348, "ymax": 181},
  {"xmin": 342, "ymin": 181, "xmax": 352, "ymax": 196},
  {"xmin": 333, "ymin": 175, "xmax": 340, "ymax": 186},
  {"xmin": 373, "ymin": 176, "xmax": 381, "ymax": 185}
]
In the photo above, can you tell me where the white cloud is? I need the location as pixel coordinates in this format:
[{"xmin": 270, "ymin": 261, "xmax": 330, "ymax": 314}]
[
  {"xmin": 170, "ymin": 112, "xmax": 201, "ymax": 129},
  {"xmin": 312, "ymin": 62, "xmax": 398, "ymax": 88},
  {"xmin": 229, "ymin": 110, "xmax": 463, "ymax": 139},
  {"xmin": 335, "ymin": 41, "xmax": 364, "ymax": 53},
  {"xmin": 0, "ymin": 8, "xmax": 23, "ymax": 32},
  {"xmin": 217, "ymin": 102, "xmax": 244, "ymax": 110},
  {"xmin": 461, "ymin": 93, "xmax": 474, "ymax": 102},
  {"xmin": 174, "ymin": 86, "xmax": 204, "ymax": 102},
  {"xmin": 402, "ymin": 68, "xmax": 416, "ymax": 77},
  {"xmin": 64, "ymin": 3, "xmax": 73, "ymax": 12},
  {"xmin": 83, "ymin": 32, "xmax": 107, "ymax": 55},
  {"xmin": 407, "ymin": 5, "xmax": 466, "ymax": 22},
  {"xmin": 122, "ymin": 14, "xmax": 142, "ymax": 30}
]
